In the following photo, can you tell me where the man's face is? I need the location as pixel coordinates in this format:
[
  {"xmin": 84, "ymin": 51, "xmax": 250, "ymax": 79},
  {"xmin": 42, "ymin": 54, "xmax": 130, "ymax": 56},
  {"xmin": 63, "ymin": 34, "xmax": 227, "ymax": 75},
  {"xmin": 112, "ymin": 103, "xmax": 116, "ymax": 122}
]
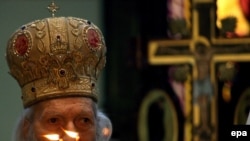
[{"xmin": 29, "ymin": 97, "xmax": 96, "ymax": 141}]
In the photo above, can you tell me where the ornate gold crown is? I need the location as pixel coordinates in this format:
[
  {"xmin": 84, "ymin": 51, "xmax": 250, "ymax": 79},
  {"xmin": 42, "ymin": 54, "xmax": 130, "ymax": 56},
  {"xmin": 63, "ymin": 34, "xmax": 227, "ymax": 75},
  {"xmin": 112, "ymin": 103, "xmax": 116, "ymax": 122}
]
[{"xmin": 6, "ymin": 14, "xmax": 106, "ymax": 108}]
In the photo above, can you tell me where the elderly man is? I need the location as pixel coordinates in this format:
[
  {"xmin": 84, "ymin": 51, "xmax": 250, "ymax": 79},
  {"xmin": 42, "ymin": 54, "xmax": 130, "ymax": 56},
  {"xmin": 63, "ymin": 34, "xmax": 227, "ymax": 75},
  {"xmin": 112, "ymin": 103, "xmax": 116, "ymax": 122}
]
[{"xmin": 6, "ymin": 3, "xmax": 112, "ymax": 141}]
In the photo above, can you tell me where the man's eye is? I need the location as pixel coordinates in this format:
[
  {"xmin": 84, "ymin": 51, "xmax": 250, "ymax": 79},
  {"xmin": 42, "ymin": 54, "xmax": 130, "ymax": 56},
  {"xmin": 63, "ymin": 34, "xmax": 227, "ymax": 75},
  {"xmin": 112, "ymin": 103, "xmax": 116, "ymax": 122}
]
[
  {"xmin": 82, "ymin": 118, "xmax": 90, "ymax": 123},
  {"xmin": 76, "ymin": 117, "xmax": 93, "ymax": 130},
  {"xmin": 44, "ymin": 117, "xmax": 63, "ymax": 131},
  {"xmin": 79, "ymin": 118, "xmax": 91, "ymax": 125},
  {"xmin": 48, "ymin": 118, "xmax": 59, "ymax": 124}
]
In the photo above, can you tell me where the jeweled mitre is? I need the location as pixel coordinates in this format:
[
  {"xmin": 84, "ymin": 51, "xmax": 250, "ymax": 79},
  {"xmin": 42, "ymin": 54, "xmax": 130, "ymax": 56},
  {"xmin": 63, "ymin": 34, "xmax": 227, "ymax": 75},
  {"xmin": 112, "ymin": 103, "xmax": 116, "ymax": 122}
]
[{"xmin": 6, "ymin": 17, "xmax": 106, "ymax": 108}]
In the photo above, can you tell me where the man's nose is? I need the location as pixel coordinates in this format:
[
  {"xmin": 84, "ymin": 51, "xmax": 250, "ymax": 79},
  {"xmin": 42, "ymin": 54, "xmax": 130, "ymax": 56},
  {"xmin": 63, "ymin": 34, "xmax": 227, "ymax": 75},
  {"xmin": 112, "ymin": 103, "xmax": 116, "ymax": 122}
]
[
  {"xmin": 64, "ymin": 121, "xmax": 77, "ymax": 131},
  {"xmin": 61, "ymin": 121, "xmax": 79, "ymax": 140}
]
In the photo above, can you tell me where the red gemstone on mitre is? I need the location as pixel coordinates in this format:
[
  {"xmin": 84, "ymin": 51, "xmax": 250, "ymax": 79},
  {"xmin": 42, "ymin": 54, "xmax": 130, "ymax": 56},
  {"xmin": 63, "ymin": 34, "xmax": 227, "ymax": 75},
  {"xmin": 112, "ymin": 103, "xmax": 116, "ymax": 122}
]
[
  {"xmin": 87, "ymin": 29, "xmax": 100, "ymax": 48},
  {"xmin": 14, "ymin": 34, "xmax": 29, "ymax": 56}
]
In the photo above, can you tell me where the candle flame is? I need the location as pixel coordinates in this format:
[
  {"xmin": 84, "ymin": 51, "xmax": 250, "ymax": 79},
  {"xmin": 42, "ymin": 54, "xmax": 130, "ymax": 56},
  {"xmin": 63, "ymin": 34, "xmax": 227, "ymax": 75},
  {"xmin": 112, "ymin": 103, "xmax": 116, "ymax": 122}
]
[
  {"xmin": 217, "ymin": 0, "xmax": 250, "ymax": 36},
  {"xmin": 64, "ymin": 130, "xmax": 79, "ymax": 138},
  {"xmin": 43, "ymin": 130, "xmax": 80, "ymax": 141},
  {"xmin": 102, "ymin": 127, "xmax": 111, "ymax": 137},
  {"xmin": 44, "ymin": 134, "xmax": 60, "ymax": 140}
]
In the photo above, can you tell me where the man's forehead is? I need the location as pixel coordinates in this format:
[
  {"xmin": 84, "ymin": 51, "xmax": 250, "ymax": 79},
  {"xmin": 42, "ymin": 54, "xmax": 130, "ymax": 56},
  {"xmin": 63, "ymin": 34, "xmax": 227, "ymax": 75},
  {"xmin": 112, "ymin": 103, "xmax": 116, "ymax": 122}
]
[{"xmin": 34, "ymin": 97, "xmax": 94, "ymax": 114}]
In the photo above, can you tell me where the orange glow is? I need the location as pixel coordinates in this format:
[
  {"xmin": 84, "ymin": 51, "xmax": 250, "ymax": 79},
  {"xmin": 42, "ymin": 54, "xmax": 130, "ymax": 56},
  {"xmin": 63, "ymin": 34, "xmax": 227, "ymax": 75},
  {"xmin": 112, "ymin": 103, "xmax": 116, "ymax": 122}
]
[
  {"xmin": 64, "ymin": 130, "xmax": 78, "ymax": 138},
  {"xmin": 43, "ymin": 134, "xmax": 60, "ymax": 140},
  {"xmin": 64, "ymin": 130, "xmax": 80, "ymax": 141},
  {"xmin": 44, "ymin": 130, "xmax": 80, "ymax": 141},
  {"xmin": 216, "ymin": 0, "xmax": 249, "ymax": 36},
  {"xmin": 102, "ymin": 127, "xmax": 111, "ymax": 137}
]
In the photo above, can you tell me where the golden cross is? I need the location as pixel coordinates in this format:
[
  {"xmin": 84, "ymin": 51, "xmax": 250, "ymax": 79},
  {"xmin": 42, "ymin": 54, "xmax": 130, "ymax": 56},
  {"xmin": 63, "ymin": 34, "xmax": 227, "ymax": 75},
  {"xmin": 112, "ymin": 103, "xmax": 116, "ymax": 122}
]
[{"xmin": 47, "ymin": 0, "xmax": 59, "ymax": 17}]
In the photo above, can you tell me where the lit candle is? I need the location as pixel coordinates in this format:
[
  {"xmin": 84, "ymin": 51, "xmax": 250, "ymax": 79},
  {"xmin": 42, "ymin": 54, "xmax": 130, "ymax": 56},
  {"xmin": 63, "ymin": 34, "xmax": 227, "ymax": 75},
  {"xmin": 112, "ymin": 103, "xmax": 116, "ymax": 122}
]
[
  {"xmin": 64, "ymin": 130, "xmax": 80, "ymax": 141},
  {"xmin": 44, "ymin": 130, "xmax": 80, "ymax": 141},
  {"xmin": 76, "ymin": 136, "xmax": 80, "ymax": 141},
  {"xmin": 44, "ymin": 134, "xmax": 60, "ymax": 141},
  {"xmin": 102, "ymin": 127, "xmax": 111, "ymax": 137}
]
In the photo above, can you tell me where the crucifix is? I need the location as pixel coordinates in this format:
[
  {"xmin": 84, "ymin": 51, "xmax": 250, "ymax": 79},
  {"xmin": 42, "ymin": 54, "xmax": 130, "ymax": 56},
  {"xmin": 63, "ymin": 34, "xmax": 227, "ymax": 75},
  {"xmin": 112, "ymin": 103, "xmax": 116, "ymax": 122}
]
[{"xmin": 148, "ymin": 0, "xmax": 250, "ymax": 140}]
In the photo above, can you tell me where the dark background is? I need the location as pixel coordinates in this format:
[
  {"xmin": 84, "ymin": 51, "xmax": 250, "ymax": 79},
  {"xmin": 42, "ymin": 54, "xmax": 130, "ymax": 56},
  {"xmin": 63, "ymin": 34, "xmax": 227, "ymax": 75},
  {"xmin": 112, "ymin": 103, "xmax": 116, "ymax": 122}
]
[
  {"xmin": 103, "ymin": 0, "xmax": 168, "ymax": 140},
  {"xmin": 102, "ymin": 0, "xmax": 250, "ymax": 140}
]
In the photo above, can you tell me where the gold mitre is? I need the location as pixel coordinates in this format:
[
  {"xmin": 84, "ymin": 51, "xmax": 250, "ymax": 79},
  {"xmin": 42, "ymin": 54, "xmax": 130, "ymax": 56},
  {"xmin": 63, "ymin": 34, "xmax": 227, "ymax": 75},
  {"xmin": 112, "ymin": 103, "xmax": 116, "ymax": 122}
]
[{"xmin": 6, "ymin": 11, "xmax": 106, "ymax": 108}]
